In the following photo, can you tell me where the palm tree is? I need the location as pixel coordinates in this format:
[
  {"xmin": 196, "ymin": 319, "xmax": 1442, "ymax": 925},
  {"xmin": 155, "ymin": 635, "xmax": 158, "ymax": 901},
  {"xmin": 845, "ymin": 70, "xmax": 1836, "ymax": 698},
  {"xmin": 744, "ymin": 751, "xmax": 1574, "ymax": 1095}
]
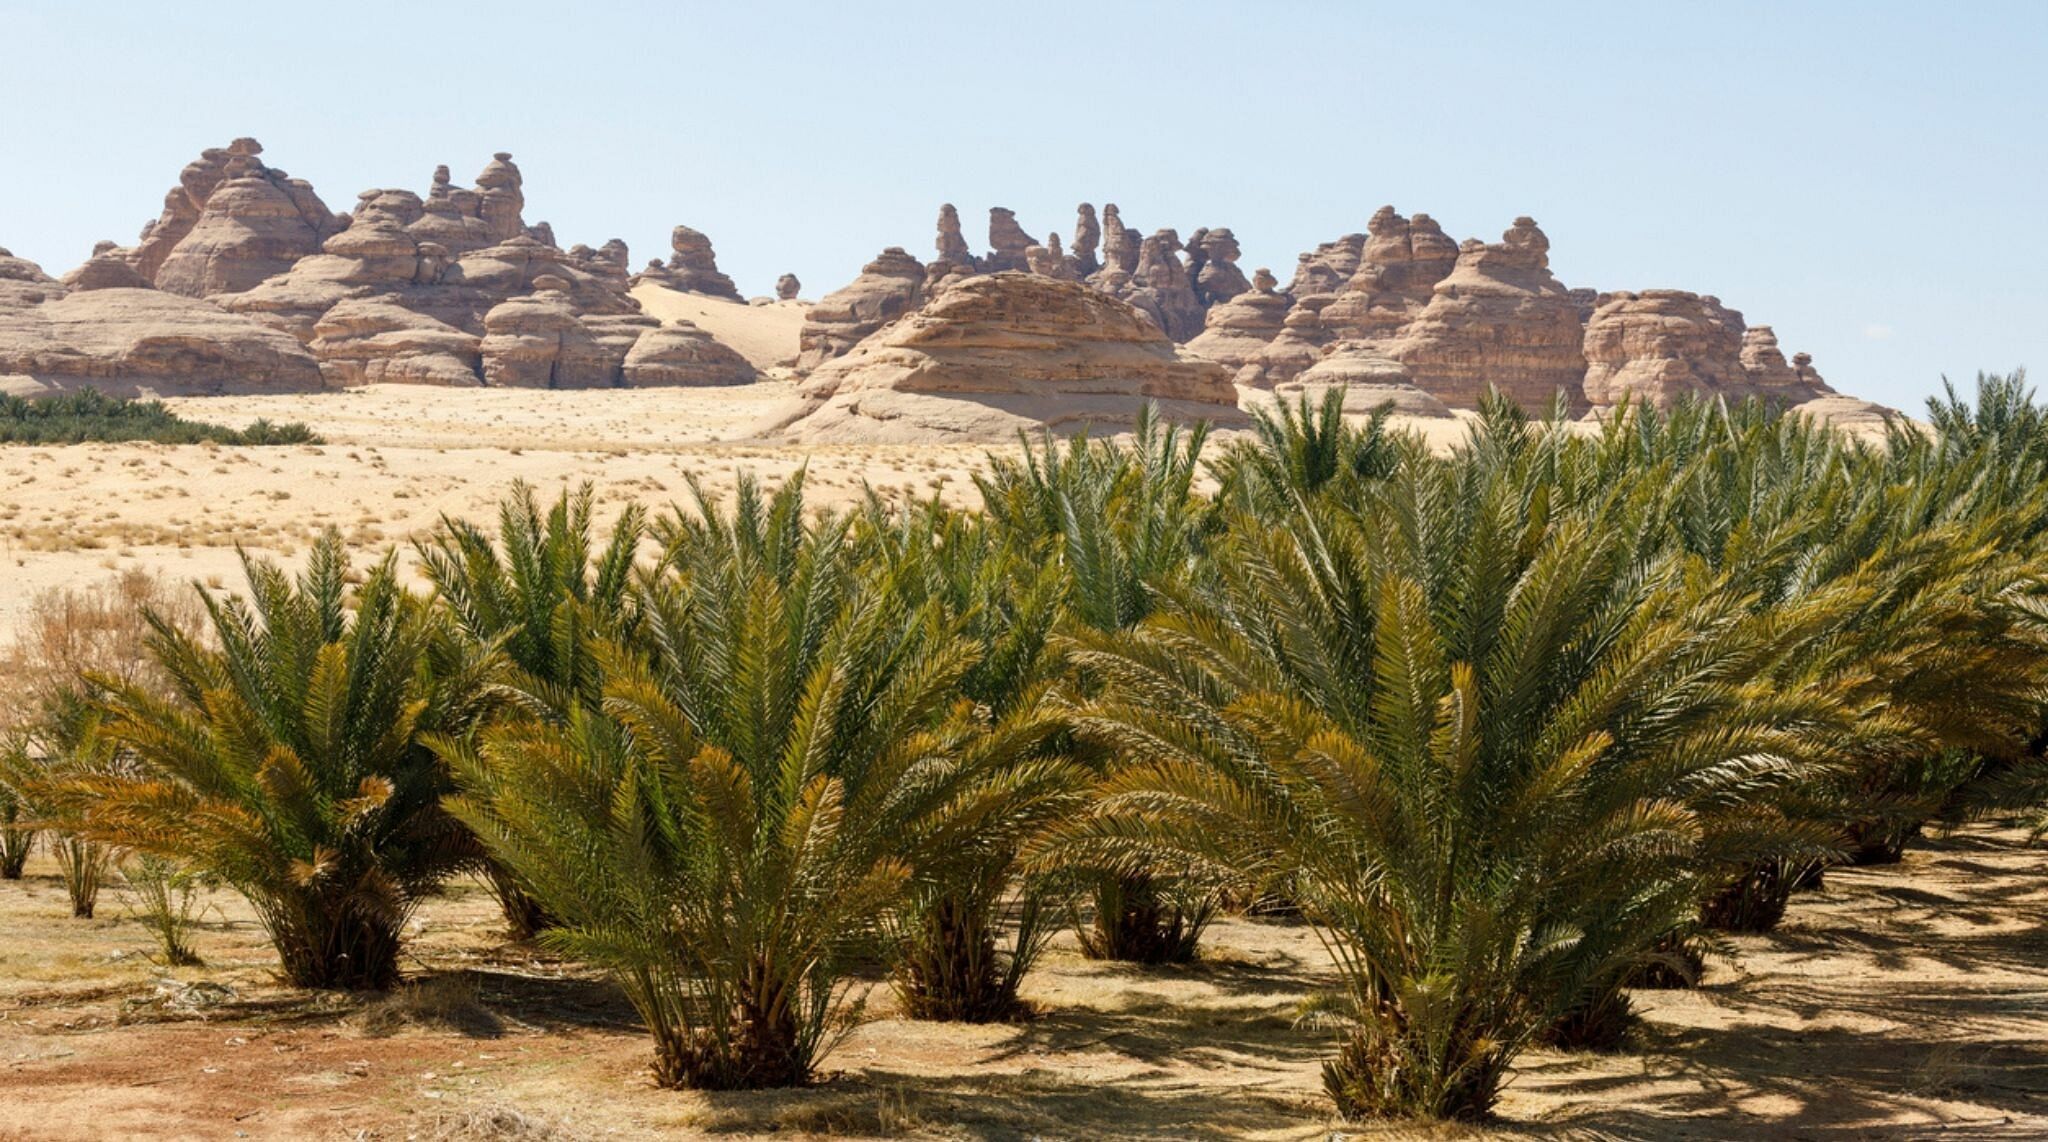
[
  {"xmin": 1060, "ymin": 454, "xmax": 1844, "ymax": 1120},
  {"xmin": 1213, "ymin": 385, "xmax": 1400, "ymax": 510},
  {"xmin": 447, "ymin": 477, "xmax": 1039, "ymax": 1085},
  {"xmin": 417, "ymin": 481, "xmax": 644, "ymax": 936},
  {"xmin": 0, "ymin": 790, "xmax": 29, "ymax": 879},
  {"xmin": 977, "ymin": 410, "xmax": 1223, "ymax": 962},
  {"xmin": 854, "ymin": 495, "xmax": 1086, "ymax": 1020},
  {"xmin": 3, "ymin": 694, "xmax": 124, "ymax": 917},
  {"xmin": 38, "ymin": 535, "xmax": 493, "ymax": 989}
]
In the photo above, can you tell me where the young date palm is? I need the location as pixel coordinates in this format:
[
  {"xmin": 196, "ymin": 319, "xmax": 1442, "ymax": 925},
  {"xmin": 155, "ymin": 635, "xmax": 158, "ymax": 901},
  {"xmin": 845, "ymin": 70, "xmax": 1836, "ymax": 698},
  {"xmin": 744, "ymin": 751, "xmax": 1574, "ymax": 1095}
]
[
  {"xmin": 38, "ymin": 536, "xmax": 493, "ymax": 989},
  {"xmin": 1062, "ymin": 461, "xmax": 1842, "ymax": 1120},
  {"xmin": 854, "ymin": 495, "xmax": 1085, "ymax": 1020},
  {"xmin": 448, "ymin": 477, "xmax": 1040, "ymax": 1085},
  {"xmin": 418, "ymin": 481, "xmax": 644, "ymax": 935},
  {"xmin": 978, "ymin": 411, "xmax": 1222, "ymax": 962}
]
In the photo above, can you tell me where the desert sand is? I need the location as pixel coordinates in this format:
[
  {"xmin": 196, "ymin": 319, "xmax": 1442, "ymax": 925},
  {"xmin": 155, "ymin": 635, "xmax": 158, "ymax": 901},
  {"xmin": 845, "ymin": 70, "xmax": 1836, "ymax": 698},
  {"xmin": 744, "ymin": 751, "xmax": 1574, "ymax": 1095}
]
[
  {"xmin": 629, "ymin": 286, "xmax": 809, "ymax": 373},
  {"xmin": 2, "ymin": 824, "xmax": 2041, "ymax": 1140},
  {"xmin": 0, "ymin": 291, "xmax": 1484, "ymax": 645}
]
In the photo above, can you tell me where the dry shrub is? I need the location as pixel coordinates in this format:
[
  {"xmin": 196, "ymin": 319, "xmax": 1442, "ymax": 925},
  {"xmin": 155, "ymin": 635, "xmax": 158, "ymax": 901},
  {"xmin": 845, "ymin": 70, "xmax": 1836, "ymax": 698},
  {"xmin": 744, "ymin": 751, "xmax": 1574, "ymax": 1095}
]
[
  {"xmin": 421, "ymin": 1104, "xmax": 573, "ymax": 1140},
  {"xmin": 0, "ymin": 567, "xmax": 206, "ymax": 727},
  {"xmin": 360, "ymin": 973, "xmax": 500, "ymax": 1037}
]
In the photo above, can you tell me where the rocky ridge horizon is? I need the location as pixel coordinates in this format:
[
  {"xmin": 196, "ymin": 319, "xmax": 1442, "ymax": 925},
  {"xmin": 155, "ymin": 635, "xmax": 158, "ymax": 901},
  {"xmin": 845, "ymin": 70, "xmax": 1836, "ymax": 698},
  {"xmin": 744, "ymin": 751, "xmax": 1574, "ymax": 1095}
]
[{"xmin": 0, "ymin": 138, "xmax": 1893, "ymax": 440}]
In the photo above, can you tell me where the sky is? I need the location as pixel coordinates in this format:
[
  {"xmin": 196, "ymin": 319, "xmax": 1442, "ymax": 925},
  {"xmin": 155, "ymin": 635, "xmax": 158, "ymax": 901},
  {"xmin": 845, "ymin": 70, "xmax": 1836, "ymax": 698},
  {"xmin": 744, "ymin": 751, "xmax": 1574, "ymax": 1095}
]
[{"xmin": 3, "ymin": 1, "xmax": 2043, "ymax": 413}]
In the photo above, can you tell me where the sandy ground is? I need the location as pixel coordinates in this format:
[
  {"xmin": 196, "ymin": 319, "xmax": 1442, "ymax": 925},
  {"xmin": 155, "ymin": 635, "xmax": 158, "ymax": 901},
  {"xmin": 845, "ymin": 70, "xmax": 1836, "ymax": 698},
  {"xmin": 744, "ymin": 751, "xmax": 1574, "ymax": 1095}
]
[
  {"xmin": 0, "ymin": 383, "xmax": 1001, "ymax": 643},
  {"xmin": 630, "ymin": 287, "xmax": 809, "ymax": 373},
  {"xmin": 1, "ymin": 825, "xmax": 2043, "ymax": 1140},
  {"xmin": 0, "ymin": 377, "xmax": 1487, "ymax": 645}
]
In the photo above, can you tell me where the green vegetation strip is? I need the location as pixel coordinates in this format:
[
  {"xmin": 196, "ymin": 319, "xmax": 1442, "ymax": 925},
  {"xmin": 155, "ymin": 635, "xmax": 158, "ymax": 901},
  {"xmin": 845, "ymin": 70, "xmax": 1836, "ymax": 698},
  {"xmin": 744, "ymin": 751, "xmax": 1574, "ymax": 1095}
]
[{"xmin": 0, "ymin": 389, "xmax": 320, "ymax": 445}]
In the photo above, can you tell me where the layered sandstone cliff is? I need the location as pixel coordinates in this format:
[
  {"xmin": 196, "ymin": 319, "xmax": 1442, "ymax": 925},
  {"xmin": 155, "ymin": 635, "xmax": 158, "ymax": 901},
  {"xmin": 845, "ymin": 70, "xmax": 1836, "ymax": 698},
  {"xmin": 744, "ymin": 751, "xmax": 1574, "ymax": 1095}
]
[{"xmin": 775, "ymin": 272, "xmax": 1237, "ymax": 443}]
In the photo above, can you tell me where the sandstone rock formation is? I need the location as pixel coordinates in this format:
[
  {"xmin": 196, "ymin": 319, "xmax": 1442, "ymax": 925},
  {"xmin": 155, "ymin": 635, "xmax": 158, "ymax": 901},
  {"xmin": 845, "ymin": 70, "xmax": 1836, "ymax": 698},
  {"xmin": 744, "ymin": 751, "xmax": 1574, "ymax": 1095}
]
[
  {"xmin": 307, "ymin": 296, "xmax": 482, "ymax": 387},
  {"xmin": 1185, "ymin": 267, "xmax": 1289, "ymax": 383},
  {"xmin": 0, "ymin": 249, "xmax": 325, "ymax": 397},
  {"xmin": 795, "ymin": 247, "xmax": 926, "ymax": 372},
  {"xmin": 60, "ymin": 247, "xmax": 152, "ymax": 292},
  {"xmin": 1253, "ymin": 296, "xmax": 1335, "ymax": 388},
  {"xmin": 1286, "ymin": 234, "xmax": 1366, "ymax": 301},
  {"xmin": 934, "ymin": 204, "xmax": 975, "ymax": 271},
  {"xmin": 619, "ymin": 318, "xmax": 757, "ymax": 387},
  {"xmin": 478, "ymin": 278, "xmax": 621, "ymax": 388},
  {"xmin": 776, "ymin": 273, "xmax": 801, "ymax": 301},
  {"xmin": 1278, "ymin": 344, "xmax": 1454, "ymax": 418},
  {"xmin": 1117, "ymin": 230, "xmax": 1206, "ymax": 342},
  {"xmin": 1374, "ymin": 217, "xmax": 1589, "ymax": 412},
  {"xmin": 1581, "ymin": 290, "xmax": 1752, "ymax": 407},
  {"xmin": 775, "ymin": 272, "xmax": 1238, "ymax": 443},
  {"xmin": 1739, "ymin": 325, "xmax": 1834, "ymax": 401},
  {"xmin": 1094, "ymin": 204, "xmax": 1139, "ymax": 281},
  {"xmin": 1318, "ymin": 208, "xmax": 1457, "ymax": 340},
  {"xmin": 1187, "ymin": 228, "xmax": 1251, "ymax": 306},
  {"xmin": 137, "ymin": 139, "xmax": 342, "ymax": 298},
  {"xmin": 984, "ymin": 208, "xmax": 1037, "ymax": 273},
  {"xmin": 1071, "ymin": 204, "xmax": 1101, "ymax": 276},
  {"xmin": 634, "ymin": 226, "xmax": 741, "ymax": 300}
]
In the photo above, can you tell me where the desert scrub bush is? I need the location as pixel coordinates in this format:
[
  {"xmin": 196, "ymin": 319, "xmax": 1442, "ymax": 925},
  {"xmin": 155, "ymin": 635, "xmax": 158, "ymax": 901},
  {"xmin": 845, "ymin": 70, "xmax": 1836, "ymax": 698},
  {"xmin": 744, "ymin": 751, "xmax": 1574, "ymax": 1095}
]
[
  {"xmin": 1060, "ymin": 436, "xmax": 1847, "ymax": 1121},
  {"xmin": 448, "ymin": 476, "xmax": 1035, "ymax": 1087},
  {"xmin": 122, "ymin": 853, "xmax": 207, "ymax": 966},
  {"xmin": 0, "ymin": 388, "xmax": 320, "ymax": 445},
  {"xmin": 37, "ymin": 535, "xmax": 495, "ymax": 989},
  {"xmin": 0, "ymin": 568, "xmax": 206, "ymax": 732}
]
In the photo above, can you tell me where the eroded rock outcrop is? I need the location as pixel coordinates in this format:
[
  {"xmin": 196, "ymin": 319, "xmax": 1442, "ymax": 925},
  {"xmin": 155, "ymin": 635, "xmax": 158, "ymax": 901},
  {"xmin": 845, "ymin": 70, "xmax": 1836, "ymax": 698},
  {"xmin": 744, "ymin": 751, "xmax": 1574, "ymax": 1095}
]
[
  {"xmin": 308, "ymin": 296, "xmax": 482, "ymax": 387},
  {"xmin": 1071, "ymin": 204, "xmax": 1101, "ymax": 276},
  {"xmin": 633, "ymin": 226, "xmax": 742, "ymax": 300},
  {"xmin": 1117, "ymin": 230, "xmax": 1206, "ymax": 343},
  {"xmin": 1318, "ymin": 208, "xmax": 1458, "ymax": 340},
  {"xmin": 1375, "ymin": 217, "xmax": 1589, "ymax": 411},
  {"xmin": 135, "ymin": 139, "xmax": 342, "ymax": 298},
  {"xmin": 984, "ymin": 208, "xmax": 1037, "ymax": 273},
  {"xmin": 620, "ymin": 318, "xmax": 757, "ymax": 386},
  {"xmin": 1185, "ymin": 267, "xmax": 1289, "ymax": 383},
  {"xmin": 775, "ymin": 272, "xmax": 1237, "ymax": 442},
  {"xmin": 796, "ymin": 247, "xmax": 926, "ymax": 372},
  {"xmin": 0, "ymin": 249, "xmax": 325, "ymax": 397},
  {"xmin": 1254, "ymin": 296, "xmax": 1336, "ymax": 388},
  {"xmin": 1188, "ymin": 228, "xmax": 1251, "ymax": 306},
  {"xmin": 1581, "ymin": 290, "xmax": 1751, "ymax": 407},
  {"xmin": 1285, "ymin": 233, "xmax": 1366, "ymax": 302},
  {"xmin": 1278, "ymin": 344, "xmax": 1454, "ymax": 418}
]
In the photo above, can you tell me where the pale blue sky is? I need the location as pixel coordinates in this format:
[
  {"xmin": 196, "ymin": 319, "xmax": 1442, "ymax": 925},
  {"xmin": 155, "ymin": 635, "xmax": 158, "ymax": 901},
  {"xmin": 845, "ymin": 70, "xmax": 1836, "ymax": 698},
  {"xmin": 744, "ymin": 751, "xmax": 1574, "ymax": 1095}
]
[{"xmin": 4, "ymin": 1, "xmax": 2042, "ymax": 412}]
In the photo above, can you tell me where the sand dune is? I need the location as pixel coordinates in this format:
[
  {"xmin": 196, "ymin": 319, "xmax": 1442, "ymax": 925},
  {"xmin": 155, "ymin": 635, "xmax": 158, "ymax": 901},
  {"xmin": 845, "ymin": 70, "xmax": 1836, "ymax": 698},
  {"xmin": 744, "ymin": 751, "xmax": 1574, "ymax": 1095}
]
[{"xmin": 630, "ymin": 284, "xmax": 808, "ymax": 372}]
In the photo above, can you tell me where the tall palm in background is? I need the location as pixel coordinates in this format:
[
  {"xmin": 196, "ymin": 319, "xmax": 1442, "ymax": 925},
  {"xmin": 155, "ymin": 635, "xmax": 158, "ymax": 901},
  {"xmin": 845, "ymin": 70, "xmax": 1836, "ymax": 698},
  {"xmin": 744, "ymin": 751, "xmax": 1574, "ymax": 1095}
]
[
  {"xmin": 978, "ymin": 410, "xmax": 1223, "ymax": 962},
  {"xmin": 855, "ymin": 495, "xmax": 1086, "ymax": 1020}
]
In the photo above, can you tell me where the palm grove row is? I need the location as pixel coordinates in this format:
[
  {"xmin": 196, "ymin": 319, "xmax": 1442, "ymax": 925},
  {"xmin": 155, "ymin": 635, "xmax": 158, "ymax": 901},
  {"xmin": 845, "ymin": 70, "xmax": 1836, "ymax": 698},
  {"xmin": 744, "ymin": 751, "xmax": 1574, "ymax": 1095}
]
[{"xmin": 5, "ymin": 376, "xmax": 2048, "ymax": 1122}]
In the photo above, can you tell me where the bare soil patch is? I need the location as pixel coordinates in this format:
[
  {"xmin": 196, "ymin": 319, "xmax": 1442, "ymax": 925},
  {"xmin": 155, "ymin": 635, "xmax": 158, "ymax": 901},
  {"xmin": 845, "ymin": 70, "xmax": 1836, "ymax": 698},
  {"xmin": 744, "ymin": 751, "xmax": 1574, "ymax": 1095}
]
[{"xmin": 3, "ymin": 826, "xmax": 2045, "ymax": 1140}]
